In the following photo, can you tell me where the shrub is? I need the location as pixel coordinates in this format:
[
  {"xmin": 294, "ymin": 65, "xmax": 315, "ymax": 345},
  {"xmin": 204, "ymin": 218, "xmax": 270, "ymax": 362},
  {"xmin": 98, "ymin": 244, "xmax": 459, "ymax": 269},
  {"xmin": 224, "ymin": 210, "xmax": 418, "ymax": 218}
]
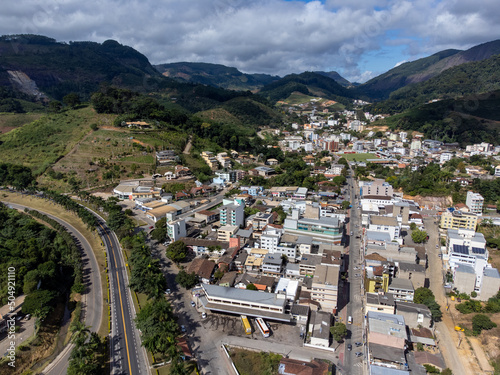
[{"xmin": 472, "ymin": 314, "xmax": 496, "ymax": 335}]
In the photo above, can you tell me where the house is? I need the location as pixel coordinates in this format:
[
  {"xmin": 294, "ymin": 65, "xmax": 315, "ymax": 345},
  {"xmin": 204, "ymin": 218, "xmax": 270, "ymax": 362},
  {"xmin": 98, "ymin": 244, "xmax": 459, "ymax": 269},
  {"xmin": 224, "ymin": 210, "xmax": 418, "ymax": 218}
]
[
  {"xmin": 194, "ymin": 210, "xmax": 219, "ymax": 225},
  {"xmin": 410, "ymin": 327, "xmax": 436, "ymax": 346},
  {"xmin": 218, "ymin": 271, "xmax": 238, "ymax": 287},
  {"xmin": 308, "ymin": 311, "xmax": 331, "ymax": 348},
  {"xmin": 277, "ymin": 358, "xmax": 328, "ymax": 375},
  {"xmin": 251, "ymin": 166, "xmax": 276, "ymax": 177},
  {"xmin": 395, "ymin": 302, "xmax": 432, "ymax": 329},
  {"xmin": 262, "ymin": 253, "xmax": 283, "ymax": 276},
  {"xmin": 397, "ymin": 263, "xmax": 426, "ymax": 289},
  {"xmin": 365, "ymin": 293, "xmax": 395, "ymax": 315},
  {"xmin": 387, "ymin": 278, "xmax": 414, "ymax": 302},
  {"xmin": 179, "ymin": 238, "xmax": 229, "ymax": 257},
  {"xmin": 186, "ymin": 258, "xmax": 216, "ymax": 284},
  {"xmin": 290, "ymin": 304, "xmax": 310, "ymax": 326}
]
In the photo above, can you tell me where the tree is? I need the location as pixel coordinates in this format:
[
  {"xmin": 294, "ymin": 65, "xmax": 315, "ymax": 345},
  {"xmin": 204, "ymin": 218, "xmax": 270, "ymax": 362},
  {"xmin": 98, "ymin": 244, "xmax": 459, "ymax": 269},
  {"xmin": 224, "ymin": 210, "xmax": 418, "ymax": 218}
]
[
  {"xmin": 341, "ymin": 201, "xmax": 351, "ymax": 210},
  {"xmin": 49, "ymin": 100, "xmax": 62, "ymax": 113},
  {"xmin": 409, "ymin": 222, "xmax": 417, "ymax": 231},
  {"xmin": 472, "ymin": 314, "xmax": 497, "ymax": 335},
  {"xmin": 441, "ymin": 369, "xmax": 453, "ymax": 375},
  {"xmin": 166, "ymin": 241, "xmax": 188, "ymax": 263},
  {"xmin": 175, "ymin": 270, "xmax": 198, "ymax": 289},
  {"xmin": 22, "ymin": 289, "xmax": 57, "ymax": 320},
  {"xmin": 246, "ymin": 283, "xmax": 258, "ymax": 291},
  {"xmin": 330, "ymin": 322, "xmax": 347, "ymax": 342},
  {"xmin": 411, "ymin": 229, "xmax": 428, "ymax": 243},
  {"xmin": 414, "ymin": 288, "xmax": 435, "ymax": 304},
  {"xmin": 63, "ymin": 93, "xmax": 81, "ymax": 108}
]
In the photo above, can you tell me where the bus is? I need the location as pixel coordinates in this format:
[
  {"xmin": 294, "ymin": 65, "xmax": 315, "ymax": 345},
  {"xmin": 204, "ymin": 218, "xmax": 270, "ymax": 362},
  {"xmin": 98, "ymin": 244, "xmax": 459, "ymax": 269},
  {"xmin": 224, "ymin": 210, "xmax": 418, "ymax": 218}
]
[
  {"xmin": 255, "ymin": 318, "xmax": 270, "ymax": 338},
  {"xmin": 241, "ymin": 315, "xmax": 252, "ymax": 335}
]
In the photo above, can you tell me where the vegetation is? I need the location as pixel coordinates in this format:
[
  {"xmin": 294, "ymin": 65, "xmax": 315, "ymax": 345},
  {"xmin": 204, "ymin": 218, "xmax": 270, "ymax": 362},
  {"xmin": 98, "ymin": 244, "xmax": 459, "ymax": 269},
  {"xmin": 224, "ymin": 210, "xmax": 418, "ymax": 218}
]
[
  {"xmin": 472, "ymin": 314, "xmax": 497, "ymax": 335},
  {"xmin": 411, "ymin": 229, "xmax": 428, "ymax": 243},
  {"xmin": 166, "ymin": 241, "xmax": 188, "ymax": 263},
  {"xmin": 414, "ymin": 288, "xmax": 442, "ymax": 321},
  {"xmin": 68, "ymin": 322, "xmax": 106, "ymax": 375},
  {"xmin": 229, "ymin": 347, "xmax": 282, "ymax": 375},
  {"xmin": 0, "ymin": 204, "xmax": 84, "ymax": 321},
  {"xmin": 330, "ymin": 322, "xmax": 348, "ymax": 342},
  {"xmin": 175, "ymin": 270, "xmax": 199, "ymax": 289},
  {"xmin": 455, "ymin": 300, "xmax": 482, "ymax": 314}
]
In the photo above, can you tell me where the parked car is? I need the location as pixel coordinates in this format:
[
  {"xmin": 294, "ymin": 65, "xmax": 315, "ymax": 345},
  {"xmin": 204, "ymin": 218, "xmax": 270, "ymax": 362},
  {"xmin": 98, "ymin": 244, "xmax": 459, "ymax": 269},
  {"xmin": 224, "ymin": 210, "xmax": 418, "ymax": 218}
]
[
  {"xmin": 347, "ymin": 344, "xmax": 352, "ymax": 351},
  {"xmin": 181, "ymin": 325, "xmax": 186, "ymax": 333},
  {"xmin": 355, "ymin": 352, "xmax": 363, "ymax": 357},
  {"xmin": 355, "ymin": 342, "xmax": 362, "ymax": 347},
  {"xmin": 191, "ymin": 301, "xmax": 196, "ymax": 307},
  {"xmin": 165, "ymin": 289, "xmax": 172, "ymax": 295},
  {"xmin": 347, "ymin": 316, "xmax": 353, "ymax": 324},
  {"xmin": 201, "ymin": 312, "xmax": 207, "ymax": 319}
]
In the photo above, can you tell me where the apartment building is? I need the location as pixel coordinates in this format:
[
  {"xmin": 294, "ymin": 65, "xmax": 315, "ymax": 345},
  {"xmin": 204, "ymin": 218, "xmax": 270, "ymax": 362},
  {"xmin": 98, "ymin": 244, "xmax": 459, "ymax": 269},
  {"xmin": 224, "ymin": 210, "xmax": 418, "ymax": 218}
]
[
  {"xmin": 219, "ymin": 202, "xmax": 245, "ymax": 227},
  {"xmin": 310, "ymin": 264, "xmax": 340, "ymax": 313},
  {"xmin": 440, "ymin": 210, "xmax": 478, "ymax": 230},
  {"xmin": 466, "ymin": 191, "xmax": 484, "ymax": 216}
]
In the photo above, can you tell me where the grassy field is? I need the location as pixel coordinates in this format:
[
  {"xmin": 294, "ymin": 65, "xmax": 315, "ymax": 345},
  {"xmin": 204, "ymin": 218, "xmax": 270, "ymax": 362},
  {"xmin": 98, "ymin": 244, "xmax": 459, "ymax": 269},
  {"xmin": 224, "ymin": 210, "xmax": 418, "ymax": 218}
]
[
  {"xmin": 228, "ymin": 347, "xmax": 282, "ymax": 375},
  {"xmin": 0, "ymin": 112, "xmax": 43, "ymax": 134},
  {"xmin": 337, "ymin": 152, "xmax": 376, "ymax": 162},
  {"xmin": 0, "ymin": 107, "xmax": 115, "ymax": 175}
]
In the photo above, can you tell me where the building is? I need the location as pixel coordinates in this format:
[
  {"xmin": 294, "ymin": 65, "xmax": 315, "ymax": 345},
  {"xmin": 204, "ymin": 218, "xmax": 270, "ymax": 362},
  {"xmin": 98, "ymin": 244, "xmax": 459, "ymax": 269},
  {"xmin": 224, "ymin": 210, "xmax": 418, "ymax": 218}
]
[
  {"xmin": 220, "ymin": 202, "xmax": 245, "ymax": 227},
  {"xmin": 397, "ymin": 263, "xmax": 425, "ymax": 289},
  {"xmin": 310, "ymin": 265, "xmax": 340, "ymax": 313},
  {"xmin": 167, "ymin": 218, "xmax": 187, "ymax": 241},
  {"xmin": 365, "ymin": 293, "xmax": 395, "ymax": 315},
  {"xmin": 277, "ymin": 358, "xmax": 328, "ymax": 375},
  {"xmin": 200, "ymin": 284, "xmax": 290, "ymax": 322},
  {"xmin": 261, "ymin": 254, "xmax": 283, "ymax": 276},
  {"xmin": 284, "ymin": 217, "xmax": 343, "ymax": 244},
  {"xmin": 361, "ymin": 179, "xmax": 394, "ymax": 197},
  {"xmin": 388, "ymin": 278, "xmax": 414, "ymax": 302},
  {"xmin": 217, "ymin": 225, "xmax": 239, "ymax": 242},
  {"xmin": 186, "ymin": 258, "xmax": 216, "ymax": 284},
  {"xmin": 395, "ymin": 302, "xmax": 432, "ymax": 329},
  {"xmin": 194, "ymin": 210, "xmax": 219, "ymax": 225},
  {"xmin": 308, "ymin": 311, "xmax": 332, "ymax": 348},
  {"xmin": 368, "ymin": 216, "xmax": 401, "ymax": 242},
  {"xmin": 480, "ymin": 268, "xmax": 500, "ymax": 300},
  {"xmin": 440, "ymin": 210, "xmax": 478, "ymax": 230},
  {"xmin": 466, "ymin": 191, "xmax": 484, "ymax": 216}
]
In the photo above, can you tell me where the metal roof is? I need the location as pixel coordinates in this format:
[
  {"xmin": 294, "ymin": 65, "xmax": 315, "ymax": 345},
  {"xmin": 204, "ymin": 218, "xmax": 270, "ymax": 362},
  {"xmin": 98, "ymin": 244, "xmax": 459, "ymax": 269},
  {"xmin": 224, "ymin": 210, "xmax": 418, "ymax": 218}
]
[{"xmin": 202, "ymin": 284, "xmax": 286, "ymax": 308}]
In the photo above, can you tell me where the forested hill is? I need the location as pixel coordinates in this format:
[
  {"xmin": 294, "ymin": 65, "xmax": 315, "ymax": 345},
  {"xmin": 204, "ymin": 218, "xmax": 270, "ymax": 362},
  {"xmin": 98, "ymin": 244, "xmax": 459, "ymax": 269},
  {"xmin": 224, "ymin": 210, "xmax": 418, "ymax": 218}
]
[
  {"xmin": 380, "ymin": 90, "xmax": 500, "ymax": 146},
  {"xmin": 0, "ymin": 34, "xmax": 163, "ymax": 100},
  {"xmin": 367, "ymin": 54, "xmax": 500, "ymax": 114},
  {"xmin": 258, "ymin": 71, "xmax": 354, "ymax": 105},
  {"xmin": 154, "ymin": 62, "xmax": 280, "ymax": 91},
  {"xmin": 357, "ymin": 39, "xmax": 500, "ymax": 100}
]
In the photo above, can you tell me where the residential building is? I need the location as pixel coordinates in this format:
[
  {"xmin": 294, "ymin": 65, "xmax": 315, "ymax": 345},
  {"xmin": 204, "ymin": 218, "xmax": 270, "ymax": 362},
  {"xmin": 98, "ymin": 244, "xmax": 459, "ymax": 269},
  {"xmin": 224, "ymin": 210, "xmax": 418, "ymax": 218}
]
[
  {"xmin": 368, "ymin": 216, "xmax": 401, "ymax": 242},
  {"xmin": 180, "ymin": 238, "xmax": 229, "ymax": 257},
  {"xmin": 440, "ymin": 210, "xmax": 478, "ymax": 230},
  {"xmin": 396, "ymin": 302, "xmax": 433, "ymax": 329},
  {"xmin": 308, "ymin": 311, "xmax": 332, "ymax": 348},
  {"xmin": 466, "ymin": 191, "xmax": 484, "ymax": 216},
  {"xmin": 156, "ymin": 150, "xmax": 178, "ymax": 164},
  {"xmin": 194, "ymin": 210, "xmax": 219, "ymax": 225},
  {"xmin": 186, "ymin": 259, "xmax": 216, "ymax": 284},
  {"xmin": 261, "ymin": 253, "xmax": 283, "ymax": 276},
  {"xmin": 310, "ymin": 264, "xmax": 340, "ymax": 313},
  {"xmin": 220, "ymin": 201, "xmax": 245, "ymax": 227},
  {"xmin": 361, "ymin": 179, "xmax": 394, "ymax": 197},
  {"xmin": 167, "ymin": 218, "xmax": 186, "ymax": 241},
  {"xmin": 397, "ymin": 263, "xmax": 426, "ymax": 289},
  {"xmin": 217, "ymin": 225, "xmax": 239, "ymax": 242},
  {"xmin": 277, "ymin": 358, "xmax": 328, "ymax": 375},
  {"xmin": 480, "ymin": 268, "xmax": 500, "ymax": 300},
  {"xmin": 388, "ymin": 278, "xmax": 414, "ymax": 302},
  {"xmin": 365, "ymin": 293, "xmax": 395, "ymax": 314}
]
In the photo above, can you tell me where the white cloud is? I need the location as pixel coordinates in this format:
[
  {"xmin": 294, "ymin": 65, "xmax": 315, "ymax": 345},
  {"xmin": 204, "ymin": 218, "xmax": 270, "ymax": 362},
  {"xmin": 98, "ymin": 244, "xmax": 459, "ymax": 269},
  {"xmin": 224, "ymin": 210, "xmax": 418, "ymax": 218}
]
[
  {"xmin": 394, "ymin": 60, "xmax": 408, "ymax": 67},
  {"xmin": 0, "ymin": 0, "xmax": 499, "ymax": 83}
]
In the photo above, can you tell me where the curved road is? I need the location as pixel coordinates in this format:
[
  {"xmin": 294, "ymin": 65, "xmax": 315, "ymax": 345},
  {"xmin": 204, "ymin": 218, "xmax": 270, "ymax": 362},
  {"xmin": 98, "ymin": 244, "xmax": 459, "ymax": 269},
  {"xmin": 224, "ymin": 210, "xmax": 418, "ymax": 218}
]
[{"xmin": 2, "ymin": 202, "xmax": 103, "ymax": 375}]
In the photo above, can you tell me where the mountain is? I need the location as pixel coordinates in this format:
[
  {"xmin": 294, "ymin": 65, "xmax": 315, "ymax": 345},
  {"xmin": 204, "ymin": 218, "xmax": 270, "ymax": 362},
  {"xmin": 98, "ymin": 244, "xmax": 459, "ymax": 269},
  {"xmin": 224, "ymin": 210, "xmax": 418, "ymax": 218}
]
[
  {"xmin": 154, "ymin": 62, "xmax": 280, "ymax": 91},
  {"xmin": 381, "ymin": 90, "xmax": 500, "ymax": 146},
  {"xmin": 0, "ymin": 34, "xmax": 162, "ymax": 101},
  {"xmin": 314, "ymin": 71, "xmax": 351, "ymax": 87},
  {"xmin": 357, "ymin": 39, "xmax": 500, "ymax": 99},
  {"xmin": 367, "ymin": 54, "xmax": 500, "ymax": 114},
  {"xmin": 258, "ymin": 71, "xmax": 354, "ymax": 105}
]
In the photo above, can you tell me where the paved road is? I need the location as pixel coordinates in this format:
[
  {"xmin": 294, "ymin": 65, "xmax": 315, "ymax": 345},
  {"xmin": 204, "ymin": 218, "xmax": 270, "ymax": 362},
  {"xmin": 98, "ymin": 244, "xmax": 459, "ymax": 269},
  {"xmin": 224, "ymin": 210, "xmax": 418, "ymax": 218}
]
[
  {"xmin": 2, "ymin": 201, "xmax": 103, "ymax": 375},
  {"xmin": 342, "ymin": 174, "xmax": 366, "ymax": 375},
  {"xmin": 424, "ymin": 217, "xmax": 478, "ymax": 375},
  {"xmin": 94, "ymin": 215, "xmax": 149, "ymax": 375}
]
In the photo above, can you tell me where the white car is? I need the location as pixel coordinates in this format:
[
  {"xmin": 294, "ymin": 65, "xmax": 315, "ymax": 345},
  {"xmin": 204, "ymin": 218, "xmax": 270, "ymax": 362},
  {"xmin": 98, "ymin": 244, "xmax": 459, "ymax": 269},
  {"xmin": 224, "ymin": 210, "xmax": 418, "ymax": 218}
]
[
  {"xmin": 201, "ymin": 312, "xmax": 207, "ymax": 319},
  {"xmin": 191, "ymin": 301, "xmax": 196, "ymax": 307}
]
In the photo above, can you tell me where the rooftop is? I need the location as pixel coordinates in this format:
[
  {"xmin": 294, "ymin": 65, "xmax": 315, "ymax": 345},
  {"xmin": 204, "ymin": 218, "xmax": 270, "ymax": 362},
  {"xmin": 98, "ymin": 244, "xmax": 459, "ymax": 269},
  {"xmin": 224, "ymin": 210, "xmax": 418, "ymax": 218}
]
[{"xmin": 388, "ymin": 278, "xmax": 414, "ymax": 291}]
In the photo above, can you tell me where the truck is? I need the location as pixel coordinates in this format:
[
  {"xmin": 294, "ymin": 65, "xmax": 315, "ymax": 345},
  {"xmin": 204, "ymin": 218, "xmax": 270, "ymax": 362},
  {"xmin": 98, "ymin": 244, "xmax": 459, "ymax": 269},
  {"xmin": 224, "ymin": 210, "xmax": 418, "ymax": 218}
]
[{"xmin": 241, "ymin": 315, "xmax": 252, "ymax": 335}]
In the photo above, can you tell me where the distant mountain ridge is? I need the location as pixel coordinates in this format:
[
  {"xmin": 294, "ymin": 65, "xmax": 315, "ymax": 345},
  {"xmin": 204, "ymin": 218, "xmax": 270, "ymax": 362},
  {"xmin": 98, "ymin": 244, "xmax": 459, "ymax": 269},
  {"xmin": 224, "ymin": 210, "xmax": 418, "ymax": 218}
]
[
  {"xmin": 154, "ymin": 62, "xmax": 280, "ymax": 91},
  {"xmin": 0, "ymin": 34, "xmax": 162, "ymax": 100},
  {"xmin": 357, "ymin": 39, "xmax": 500, "ymax": 99}
]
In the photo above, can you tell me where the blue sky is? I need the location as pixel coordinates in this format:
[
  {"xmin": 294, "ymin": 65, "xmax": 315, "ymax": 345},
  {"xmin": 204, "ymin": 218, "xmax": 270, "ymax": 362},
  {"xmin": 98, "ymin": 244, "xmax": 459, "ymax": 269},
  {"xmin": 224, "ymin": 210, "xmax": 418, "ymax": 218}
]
[{"xmin": 1, "ymin": 0, "xmax": 499, "ymax": 82}]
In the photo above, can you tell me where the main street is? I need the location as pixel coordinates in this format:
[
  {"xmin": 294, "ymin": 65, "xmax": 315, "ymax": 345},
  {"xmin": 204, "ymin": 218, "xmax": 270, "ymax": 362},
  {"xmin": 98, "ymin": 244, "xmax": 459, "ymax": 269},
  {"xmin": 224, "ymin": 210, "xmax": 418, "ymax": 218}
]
[
  {"xmin": 342, "ymin": 173, "xmax": 366, "ymax": 375},
  {"xmin": 2, "ymin": 201, "xmax": 102, "ymax": 375},
  {"xmin": 95, "ymin": 215, "xmax": 149, "ymax": 375}
]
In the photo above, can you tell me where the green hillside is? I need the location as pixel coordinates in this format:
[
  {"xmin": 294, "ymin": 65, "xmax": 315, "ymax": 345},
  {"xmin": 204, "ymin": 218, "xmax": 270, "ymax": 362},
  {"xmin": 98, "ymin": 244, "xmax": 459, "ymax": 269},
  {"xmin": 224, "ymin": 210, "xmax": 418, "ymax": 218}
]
[
  {"xmin": 368, "ymin": 54, "xmax": 500, "ymax": 114},
  {"xmin": 259, "ymin": 71, "xmax": 354, "ymax": 105},
  {"xmin": 381, "ymin": 90, "xmax": 500, "ymax": 146},
  {"xmin": 154, "ymin": 62, "xmax": 279, "ymax": 91}
]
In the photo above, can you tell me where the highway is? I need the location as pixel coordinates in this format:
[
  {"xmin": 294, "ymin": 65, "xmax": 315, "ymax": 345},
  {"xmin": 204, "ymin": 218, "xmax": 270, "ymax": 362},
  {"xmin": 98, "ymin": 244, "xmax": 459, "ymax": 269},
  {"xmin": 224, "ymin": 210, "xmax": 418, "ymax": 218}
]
[
  {"xmin": 94, "ymin": 215, "xmax": 149, "ymax": 375},
  {"xmin": 2, "ymin": 201, "xmax": 103, "ymax": 375},
  {"xmin": 342, "ymin": 173, "xmax": 366, "ymax": 375}
]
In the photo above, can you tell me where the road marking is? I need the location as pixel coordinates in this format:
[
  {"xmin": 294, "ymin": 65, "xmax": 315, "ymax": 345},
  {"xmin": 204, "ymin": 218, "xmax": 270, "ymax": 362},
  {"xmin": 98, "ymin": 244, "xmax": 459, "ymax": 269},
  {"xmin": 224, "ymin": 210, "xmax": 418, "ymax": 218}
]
[{"xmin": 99, "ymin": 222, "xmax": 133, "ymax": 375}]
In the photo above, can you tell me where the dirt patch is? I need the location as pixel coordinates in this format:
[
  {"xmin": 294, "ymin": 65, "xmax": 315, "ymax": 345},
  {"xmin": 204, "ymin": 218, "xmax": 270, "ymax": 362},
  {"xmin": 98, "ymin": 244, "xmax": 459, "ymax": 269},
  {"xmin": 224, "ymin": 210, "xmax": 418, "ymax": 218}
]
[
  {"xmin": 403, "ymin": 194, "xmax": 452, "ymax": 209},
  {"xmin": 0, "ymin": 126, "xmax": 16, "ymax": 134}
]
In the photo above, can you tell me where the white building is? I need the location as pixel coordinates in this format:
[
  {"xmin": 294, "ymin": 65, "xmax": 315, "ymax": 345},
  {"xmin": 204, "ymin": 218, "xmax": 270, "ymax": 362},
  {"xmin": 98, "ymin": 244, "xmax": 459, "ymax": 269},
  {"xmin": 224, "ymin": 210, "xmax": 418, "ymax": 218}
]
[
  {"xmin": 167, "ymin": 218, "xmax": 187, "ymax": 241},
  {"xmin": 466, "ymin": 191, "xmax": 484, "ymax": 216}
]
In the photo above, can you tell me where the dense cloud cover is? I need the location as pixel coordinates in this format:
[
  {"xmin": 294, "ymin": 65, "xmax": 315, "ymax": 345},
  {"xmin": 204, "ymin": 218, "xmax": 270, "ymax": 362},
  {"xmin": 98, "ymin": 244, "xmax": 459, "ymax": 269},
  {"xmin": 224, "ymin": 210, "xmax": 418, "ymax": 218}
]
[{"xmin": 1, "ymin": 0, "xmax": 499, "ymax": 82}]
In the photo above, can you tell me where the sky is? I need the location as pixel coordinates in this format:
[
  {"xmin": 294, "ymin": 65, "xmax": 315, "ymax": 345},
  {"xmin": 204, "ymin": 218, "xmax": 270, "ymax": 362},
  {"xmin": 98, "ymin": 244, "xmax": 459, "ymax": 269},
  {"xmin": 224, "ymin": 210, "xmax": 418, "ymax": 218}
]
[{"xmin": 1, "ymin": 0, "xmax": 500, "ymax": 82}]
